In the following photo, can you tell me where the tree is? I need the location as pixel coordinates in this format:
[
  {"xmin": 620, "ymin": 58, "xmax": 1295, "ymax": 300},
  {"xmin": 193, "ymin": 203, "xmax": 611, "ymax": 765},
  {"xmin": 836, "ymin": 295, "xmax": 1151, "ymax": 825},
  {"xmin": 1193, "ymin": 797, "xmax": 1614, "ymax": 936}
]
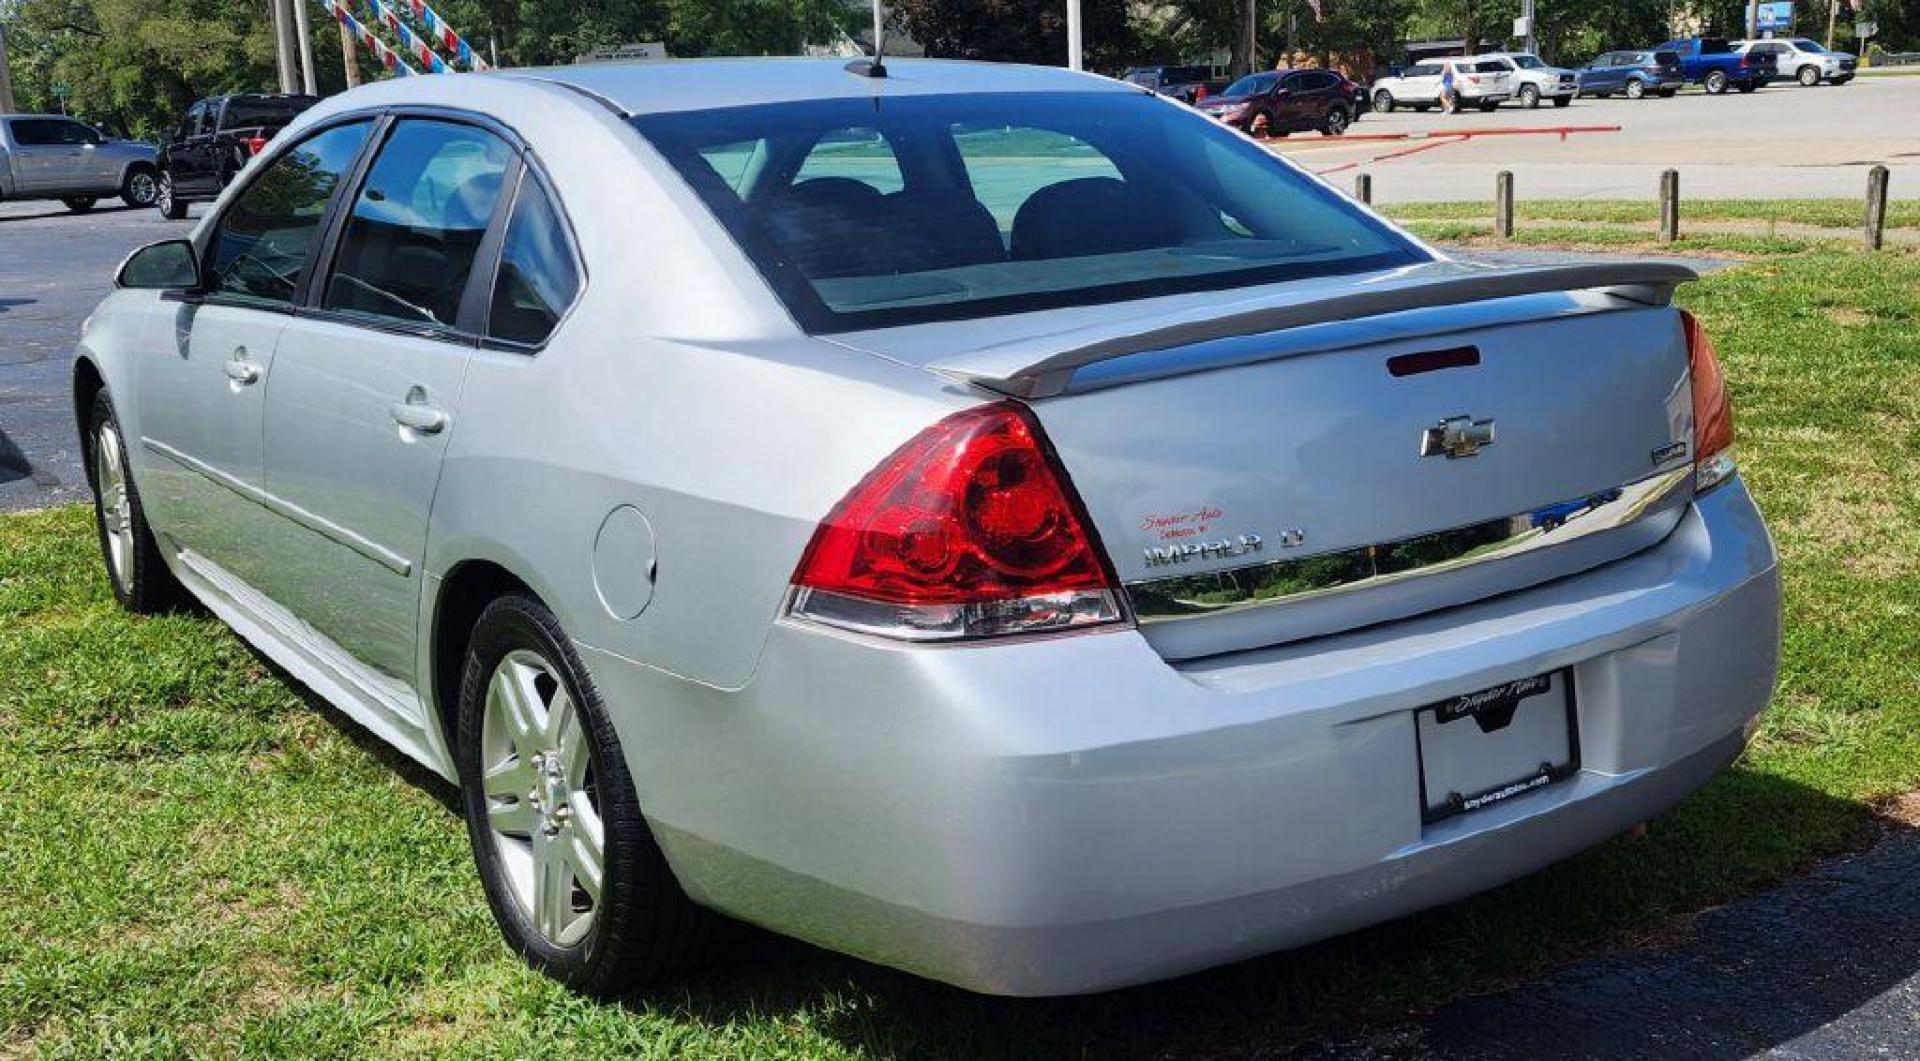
[
  {"xmin": 891, "ymin": 0, "xmax": 1134, "ymax": 70},
  {"xmin": 1409, "ymin": 0, "xmax": 1520, "ymax": 54}
]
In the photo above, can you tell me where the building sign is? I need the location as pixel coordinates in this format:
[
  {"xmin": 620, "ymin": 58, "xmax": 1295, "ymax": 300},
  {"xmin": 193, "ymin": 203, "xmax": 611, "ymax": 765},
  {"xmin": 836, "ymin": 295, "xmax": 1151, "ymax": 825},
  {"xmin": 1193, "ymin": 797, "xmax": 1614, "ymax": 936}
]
[
  {"xmin": 576, "ymin": 42, "xmax": 668, "ymax": 64},
  {"xmin": 1757, "ymin": 2, "xmax": 1794, "ymax": 32}
]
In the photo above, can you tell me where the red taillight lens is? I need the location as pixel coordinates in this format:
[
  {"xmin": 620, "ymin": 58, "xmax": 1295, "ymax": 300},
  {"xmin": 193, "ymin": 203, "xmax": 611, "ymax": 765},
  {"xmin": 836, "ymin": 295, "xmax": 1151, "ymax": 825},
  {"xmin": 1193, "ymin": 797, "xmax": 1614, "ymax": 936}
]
[
  {"xmin": 1194, "ymin": 85, "xmax": 1209, "ymax": 102},
  {"xmin": 245, "ymin": 135, "xmax": 268, "ymax": 156},
  {"xmin": 1680, "ymin": 309, "xmax": 1737, "ymax": 491},
  {"xmin": 790, "ymin": 403, "xmax": 1122, "ymax": 640}
]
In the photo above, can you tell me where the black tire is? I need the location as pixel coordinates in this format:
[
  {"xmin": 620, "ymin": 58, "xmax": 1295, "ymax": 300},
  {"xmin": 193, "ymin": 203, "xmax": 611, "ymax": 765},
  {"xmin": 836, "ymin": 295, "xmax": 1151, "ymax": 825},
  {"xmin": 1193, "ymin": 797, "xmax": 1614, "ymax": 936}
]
[
  {"xmin": 1519, "ymin": 84, "xmax": 1541, "ymax": 108},
  {"xmin": 1373, "ymin": 89, "xmax": 1395, "ymax": 113},
  {"xmin": 63, "ymin": 196, "xmax": 97, "ymax": 213},
  {"xmin": 1414, "ymin": 103, "xmax": 1432, "ymax": 112},
  {"xmin": 87, "ymin": 389, "xmax": 181, "ymax": 613},
  {"xmin": 1736, "ymin": 81, "xmax": 1759, "ymax": 93},
  {"xmin": 1660, "ymin": 87, "xmax": 1679, "ymax": 97},
  {"xmin": 1704, "ymin": 70, "xmax": 1729, "ymax": 94},
  {"xmin": 1553, "ymin": 94, "xmax": 1574, "ymax": 107},
  {"xmin": 120, "ymin": 165, "xmax": 159, "ymax": 209},
  {"xmin": 1831, "ymin": 75, "xmax": 1852, "ymax": 85},
  {"xmin": 1247, "ymin": 111, "xmax": 1272, "ymax": 138},
  {"xmin": 1626, "ymin": 79, "xmax": 1647, "ymax": 100},
  {"xmin": 1477, "ymin": 99, "xmax": 1499, "ymax": 112},
  {"xmin": 155, "ymin": 172, "xmax": 189, "ymax": 220},
  {"xmin": 457, "ymin": 593, "xmax": 715, "ymax": 997},
  {"xmin": 1797, "ymin": 65, "xmax": 1821, "ymax": 87},
  {"xmin": 1322, "ymin": 106, "xmax": 1351, "ymax": 136}
]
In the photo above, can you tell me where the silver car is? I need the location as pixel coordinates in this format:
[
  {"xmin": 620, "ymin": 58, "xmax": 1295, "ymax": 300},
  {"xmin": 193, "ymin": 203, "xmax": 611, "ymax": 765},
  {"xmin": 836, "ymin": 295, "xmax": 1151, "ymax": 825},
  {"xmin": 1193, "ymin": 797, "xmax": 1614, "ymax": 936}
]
[
  {"xmin": 0, "ymin": 114, "xmax": 160, "ymax": 212},
  {"xmin": 78, "ymin": 59, "xmax": 1781, "ymax": 997}
]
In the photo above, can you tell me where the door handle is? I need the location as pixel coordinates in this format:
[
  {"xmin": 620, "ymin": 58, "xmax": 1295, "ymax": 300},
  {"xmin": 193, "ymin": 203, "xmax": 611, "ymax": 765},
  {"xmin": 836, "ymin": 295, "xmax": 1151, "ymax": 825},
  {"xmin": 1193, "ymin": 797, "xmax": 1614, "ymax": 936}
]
[
  {"xmin": 223, "ymin": 359, "xmax": 261, "ymax": 385},
  {"xmin": 389, "ymin": 398, "xmax": 449, "ymax": 434}
]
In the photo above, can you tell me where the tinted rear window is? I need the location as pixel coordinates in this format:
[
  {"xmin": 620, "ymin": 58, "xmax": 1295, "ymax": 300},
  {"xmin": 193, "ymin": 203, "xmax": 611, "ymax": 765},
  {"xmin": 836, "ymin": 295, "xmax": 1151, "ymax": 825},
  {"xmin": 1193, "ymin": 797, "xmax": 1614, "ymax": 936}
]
[
  {"xmin": 1654, "ymin": 51, "xmax": 1681, "ymax": 65},
  {"xmin": 631, "ymin": 92, "xmax": 1423, "ymax": 333},
  {"xmin": 1473, "ymin": 61, "xmax": 1507, "ymax": 72},
  {"xmin": 224, "ymin": 98, "xmax": 317, "ymax": 131},
  {"xmin": 1700, "ymin": 38, "xmax": 1731, "ymax": 53}
]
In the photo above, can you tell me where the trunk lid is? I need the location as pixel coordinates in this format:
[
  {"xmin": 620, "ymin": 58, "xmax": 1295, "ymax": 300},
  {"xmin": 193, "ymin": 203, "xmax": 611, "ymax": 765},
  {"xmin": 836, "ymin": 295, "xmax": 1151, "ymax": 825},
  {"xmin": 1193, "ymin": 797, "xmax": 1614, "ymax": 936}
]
[{"xmin": 832, "ymin": 261, "xmax": 1700, "ymax": 660}]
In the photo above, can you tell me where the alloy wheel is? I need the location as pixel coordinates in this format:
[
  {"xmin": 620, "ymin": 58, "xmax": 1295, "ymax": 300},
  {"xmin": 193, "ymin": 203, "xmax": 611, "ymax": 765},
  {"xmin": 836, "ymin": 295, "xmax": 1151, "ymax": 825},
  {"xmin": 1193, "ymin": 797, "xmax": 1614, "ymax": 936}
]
[
  {"xmin": 128, "ymin": 172, "xmax": 158, "ymax": 206},
  {"xmin": 93, "ymin": 419, "xmax": 134, "ymax": 593},
  {"xmin": 1325, "ymin": 108, "xmax": 1349, "ymax": 135},
  {"xmin": 480, "ymin": 649, "xmax": 604, "ymax": 948}
]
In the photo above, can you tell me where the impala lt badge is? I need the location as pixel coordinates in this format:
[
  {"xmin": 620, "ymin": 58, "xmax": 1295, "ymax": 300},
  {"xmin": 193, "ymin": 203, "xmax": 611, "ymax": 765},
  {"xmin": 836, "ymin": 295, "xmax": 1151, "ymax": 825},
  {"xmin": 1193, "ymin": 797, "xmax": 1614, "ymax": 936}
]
[{"xmin": 1421, "ymin": 415, "xmax": 1496, "ymax": 460}]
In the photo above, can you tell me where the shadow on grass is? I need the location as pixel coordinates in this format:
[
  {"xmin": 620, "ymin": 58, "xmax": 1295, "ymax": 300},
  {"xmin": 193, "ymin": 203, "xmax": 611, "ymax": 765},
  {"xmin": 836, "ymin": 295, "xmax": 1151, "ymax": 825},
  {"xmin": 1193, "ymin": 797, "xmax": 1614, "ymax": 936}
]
[{"xmin": 261, "ymin": 641, "xmax": 1894, "ymax": 1058}]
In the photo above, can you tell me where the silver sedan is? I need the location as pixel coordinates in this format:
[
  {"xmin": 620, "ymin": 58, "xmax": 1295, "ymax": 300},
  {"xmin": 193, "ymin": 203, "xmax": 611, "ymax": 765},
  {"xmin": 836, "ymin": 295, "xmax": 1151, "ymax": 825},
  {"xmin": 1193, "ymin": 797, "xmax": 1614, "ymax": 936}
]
[{"xmin": 76, "ymin": 59, "xmax": 1780, "ymax": 997}]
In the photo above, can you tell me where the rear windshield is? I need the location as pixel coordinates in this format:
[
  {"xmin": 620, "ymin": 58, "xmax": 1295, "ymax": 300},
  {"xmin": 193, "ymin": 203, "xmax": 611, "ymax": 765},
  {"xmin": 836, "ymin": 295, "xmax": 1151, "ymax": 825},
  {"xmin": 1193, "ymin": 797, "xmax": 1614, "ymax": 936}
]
[
  {"xmin": 631, "ymin": 92, "xmax": 1423, "ymax": 332},
  {"xmin": 1653, "ymin": 51, "xmax": 1681, "ymax": 65},
  {"xmin": 224, "ymin": 98, "xmax": 316, "ymax": 131}
]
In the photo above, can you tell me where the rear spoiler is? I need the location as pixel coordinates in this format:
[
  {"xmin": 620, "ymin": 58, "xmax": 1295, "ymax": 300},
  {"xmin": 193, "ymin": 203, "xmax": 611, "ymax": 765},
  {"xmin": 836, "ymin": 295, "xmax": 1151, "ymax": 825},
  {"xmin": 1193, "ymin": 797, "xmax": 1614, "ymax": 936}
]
[{"xmin": 928, "ymin": 261, "xmax": 1697, "ymax": 398}]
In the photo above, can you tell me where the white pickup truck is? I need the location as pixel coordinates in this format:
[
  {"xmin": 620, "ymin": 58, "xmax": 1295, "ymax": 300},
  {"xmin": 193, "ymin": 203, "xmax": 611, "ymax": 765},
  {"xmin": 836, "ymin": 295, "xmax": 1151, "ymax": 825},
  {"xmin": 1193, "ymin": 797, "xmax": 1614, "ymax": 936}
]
[{"xmin": 0, "ymin": 115, "xmax": 160, "ymax": 213}]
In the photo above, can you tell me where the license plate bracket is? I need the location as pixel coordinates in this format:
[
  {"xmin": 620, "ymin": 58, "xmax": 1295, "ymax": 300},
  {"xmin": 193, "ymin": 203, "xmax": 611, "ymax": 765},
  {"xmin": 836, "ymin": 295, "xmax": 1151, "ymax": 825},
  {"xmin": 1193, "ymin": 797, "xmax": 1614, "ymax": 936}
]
[{"xmin": 1416, "ymin": 670, "xmax": 1579, "ymax": 824}]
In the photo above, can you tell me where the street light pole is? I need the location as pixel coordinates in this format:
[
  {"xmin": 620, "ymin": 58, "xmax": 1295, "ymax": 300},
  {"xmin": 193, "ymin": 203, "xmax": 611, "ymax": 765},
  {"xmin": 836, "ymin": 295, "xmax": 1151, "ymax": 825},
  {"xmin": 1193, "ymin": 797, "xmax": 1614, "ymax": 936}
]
[
  {"xmin": 292, "ymin": 0, "xmax": 318, "ymax": 94},
  {"xmin": 1521, "ymin": 0, "xmax": 1537, "ymax": 56},
  {"xmin": 269, "ymin": 0, "xmax": 296, "ymax": 92},
  {"xmin": 1066, "ymin": 0, "xmax": 1083, "ymax": 70}
]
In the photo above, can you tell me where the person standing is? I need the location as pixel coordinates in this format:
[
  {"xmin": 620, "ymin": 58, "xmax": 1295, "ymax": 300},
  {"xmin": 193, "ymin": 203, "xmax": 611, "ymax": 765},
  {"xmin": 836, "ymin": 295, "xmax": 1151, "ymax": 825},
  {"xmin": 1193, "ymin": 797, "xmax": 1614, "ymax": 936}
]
[{"xmin": 1439, "ymin": 59, "xmax": 1460, "ymax": 114}]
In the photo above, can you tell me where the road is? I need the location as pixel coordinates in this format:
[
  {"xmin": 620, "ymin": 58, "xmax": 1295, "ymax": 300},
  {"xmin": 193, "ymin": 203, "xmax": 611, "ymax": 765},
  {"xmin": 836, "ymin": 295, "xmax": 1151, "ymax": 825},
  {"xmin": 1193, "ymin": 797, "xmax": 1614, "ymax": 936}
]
[
  {"xmin": 1271, "ymin": 75, "xmax": 1920, "ymax": 202},
  {"xmin": 0, "ymin": 200, "xmax": 196, "ymax": 512}
]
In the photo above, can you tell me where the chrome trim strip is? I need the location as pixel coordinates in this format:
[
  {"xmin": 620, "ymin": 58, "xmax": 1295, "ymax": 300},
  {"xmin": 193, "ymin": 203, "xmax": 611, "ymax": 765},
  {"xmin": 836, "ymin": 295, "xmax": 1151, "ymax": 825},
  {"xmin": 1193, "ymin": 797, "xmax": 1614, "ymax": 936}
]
[
  {"xmin": 1127, "ymin": 464, "xmax": 1692, "ymax": 624},
  {"xmin": 140, "ymin": 437, "xmax": 414, "ymax": 577}
]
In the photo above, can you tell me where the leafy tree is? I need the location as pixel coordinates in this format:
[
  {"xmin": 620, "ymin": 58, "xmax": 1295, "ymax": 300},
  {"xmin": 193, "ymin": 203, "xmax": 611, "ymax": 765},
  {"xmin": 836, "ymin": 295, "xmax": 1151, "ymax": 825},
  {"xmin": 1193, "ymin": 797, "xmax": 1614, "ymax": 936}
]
[{"xmin": 891, "ymin": 0, "xmax": 1135, "ymax": 70}]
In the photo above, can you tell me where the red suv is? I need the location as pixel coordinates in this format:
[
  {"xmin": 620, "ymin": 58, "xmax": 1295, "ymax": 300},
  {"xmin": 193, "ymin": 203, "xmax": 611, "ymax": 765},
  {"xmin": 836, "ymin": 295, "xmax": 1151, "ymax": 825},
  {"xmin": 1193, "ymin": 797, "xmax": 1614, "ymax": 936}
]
[{"xmin": 1196, "ymin": 68, "xmax": 1361, "ymax": 137}]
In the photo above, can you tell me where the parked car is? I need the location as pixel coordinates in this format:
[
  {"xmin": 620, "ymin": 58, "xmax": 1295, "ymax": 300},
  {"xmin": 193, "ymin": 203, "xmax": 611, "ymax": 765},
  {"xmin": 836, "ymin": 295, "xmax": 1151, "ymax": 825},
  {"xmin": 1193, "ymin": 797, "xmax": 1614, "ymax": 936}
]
[
  {"xmin": 1121, "ymin": 64, "xmax": 1231, "ymax": 104},
  {"xmin": 155, "ymin": 92, "xmax": 319, "ymax": 219},
  {"xmin": 1655, "ymin": 36, "xmax": 1777, "ymax": 94},
  {"xmin": 1371, "ymin": 56, "xmax": 1515, "ymax": 112},
  {"xmin": 1735, "ymin": 38, "xmax": 1857, "ymax": 85},
  {"xmin": 1197, "ymin": 68, "xmax": 1361, "ymax": 136},
  {"xmin": 0, "ymin": 114, "xmax": 159, "ymax": 212},
  {"xmin": 1577, "ymin": 50, "xmax": 1687, "ymax": 98},
  {"xmin": 1484, "ymin": 52, "xmax": 1580, "ymax": 107},
  {"xmin": 82, "ymin": 59, "xmax": 1780, "ymax": 999}
]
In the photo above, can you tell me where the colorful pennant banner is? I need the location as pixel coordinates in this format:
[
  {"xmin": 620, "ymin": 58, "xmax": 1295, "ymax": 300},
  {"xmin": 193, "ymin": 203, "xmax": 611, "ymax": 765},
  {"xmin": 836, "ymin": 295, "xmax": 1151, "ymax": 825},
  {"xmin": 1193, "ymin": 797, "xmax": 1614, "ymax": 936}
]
[
  {"xmin": 326, "ymin": 0, "xmax": 419, "ymax": 75},
  {"xmin": 405, "ymin": 0, "xmax": 489, "ymax": 70},
  {"xmin": 360, "ymin": 0, "xmax": 451, "ymax": 73}
]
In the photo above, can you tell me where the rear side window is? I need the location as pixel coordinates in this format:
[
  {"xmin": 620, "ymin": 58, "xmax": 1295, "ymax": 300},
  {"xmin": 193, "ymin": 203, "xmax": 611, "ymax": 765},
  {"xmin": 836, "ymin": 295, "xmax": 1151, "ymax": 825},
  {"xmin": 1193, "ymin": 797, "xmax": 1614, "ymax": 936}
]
[
  {"xmin": 1474, "ymin": 61, "xmax": 1507, "ymax": 73},
  {"xmin": 1655, "ymin": 51, "xmax": 1681, "ymax": 65},
  {"xmin": 322, "ymin": 119, "xmax": 513, "ymax": 330},
  {"xmin": 8, "ymin": 119, "xmax": 56, "ymax": 146},
  {"xmin": 206, "ymin": 120, "xmax": 373, "ymax": 307},
  {"xmin": 488, "ymin": 177, "xmax": 581, "ymax": 347},
  {"xmin": 1406, "ymin": 63, "xmax": 1443, "ymax": 77},
  {"xmin": 1701, "ymin": 38, "xmax": 1731, "ymax": 53}
]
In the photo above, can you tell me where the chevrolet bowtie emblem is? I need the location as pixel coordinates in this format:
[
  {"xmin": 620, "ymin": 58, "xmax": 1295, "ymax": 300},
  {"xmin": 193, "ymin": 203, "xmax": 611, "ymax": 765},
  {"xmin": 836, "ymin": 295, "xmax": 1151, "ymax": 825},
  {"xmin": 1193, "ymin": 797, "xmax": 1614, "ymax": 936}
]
[{"xmin": 1421, "ymin": 415, "xmax": 1496, "ymax": 460}]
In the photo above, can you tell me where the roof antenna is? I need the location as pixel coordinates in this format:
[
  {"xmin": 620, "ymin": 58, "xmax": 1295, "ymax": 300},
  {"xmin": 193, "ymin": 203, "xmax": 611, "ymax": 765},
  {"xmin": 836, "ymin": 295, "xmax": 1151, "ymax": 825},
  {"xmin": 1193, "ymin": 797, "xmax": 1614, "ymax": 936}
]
[{"xmin": 846, "ymin": 0, "xmax": 888, "ymax": 77}]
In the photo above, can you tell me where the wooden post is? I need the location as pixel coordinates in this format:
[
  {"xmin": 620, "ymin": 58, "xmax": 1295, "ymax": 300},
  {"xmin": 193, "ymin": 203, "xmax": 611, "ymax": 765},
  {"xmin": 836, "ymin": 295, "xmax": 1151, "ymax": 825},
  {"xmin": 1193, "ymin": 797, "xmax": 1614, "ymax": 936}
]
[
  {"xmin": 1866, "ymin": 165, "xmax": 1889, "ymax": 251},
  {"xmin": 0, "ymin": 24, "xmax": 16, "ymax": 114},
  {"xmin": 339, "ymin": 21, "xmax": 361, "ymax": 88},
  {"xmin": 1659, "ymin": 169, "xmax": 1680, "ymax": 243},
  {"xmin": 1495, "ymin": 171, "xmax": 1514, "ymax": 240},
  {"xmin": 1354, "ymin": 172, "xmax": 1372, "ymax": 204}
]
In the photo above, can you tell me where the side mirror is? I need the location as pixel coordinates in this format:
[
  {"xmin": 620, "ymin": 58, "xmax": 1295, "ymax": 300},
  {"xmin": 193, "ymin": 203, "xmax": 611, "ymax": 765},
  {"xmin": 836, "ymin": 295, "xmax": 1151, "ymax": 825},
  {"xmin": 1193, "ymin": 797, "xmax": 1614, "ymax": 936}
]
[{"xmin": 116, "ymin": 239, "xmax": 202, "ymax": 292}]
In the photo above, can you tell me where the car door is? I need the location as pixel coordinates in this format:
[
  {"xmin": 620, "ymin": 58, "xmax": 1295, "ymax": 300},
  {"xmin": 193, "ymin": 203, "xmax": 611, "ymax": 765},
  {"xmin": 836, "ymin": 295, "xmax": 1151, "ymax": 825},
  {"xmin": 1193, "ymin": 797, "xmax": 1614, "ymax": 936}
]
[
  {"xmin": 177, "ymin": 102, "xmax": 219, "ymax": 193},
  {"xmin": 1589, "ymin": 53, "xmax": 1624, "ymax": 92},
  {"xmin": 258, "ymin": 115, "xmax": 516, "ymax": 685},
  {"xmin": 134, "ymin": 118, "xmax": 377, "ymax": 585},
  {"xmin": 6, "ymin": 119, "xmax": 71, "ymax": 192},
  {"xmin": 51, "ymin": 120, "xmax": 117, "ymax": 189}
]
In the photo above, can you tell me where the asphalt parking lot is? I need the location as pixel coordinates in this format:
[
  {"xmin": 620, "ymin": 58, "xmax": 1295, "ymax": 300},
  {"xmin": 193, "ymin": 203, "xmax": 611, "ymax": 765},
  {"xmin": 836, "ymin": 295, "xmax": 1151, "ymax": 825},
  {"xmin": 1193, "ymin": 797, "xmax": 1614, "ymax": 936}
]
[{"xmin": 1272, "ymin": 74, "xmax": 1920, "ymax": 202}]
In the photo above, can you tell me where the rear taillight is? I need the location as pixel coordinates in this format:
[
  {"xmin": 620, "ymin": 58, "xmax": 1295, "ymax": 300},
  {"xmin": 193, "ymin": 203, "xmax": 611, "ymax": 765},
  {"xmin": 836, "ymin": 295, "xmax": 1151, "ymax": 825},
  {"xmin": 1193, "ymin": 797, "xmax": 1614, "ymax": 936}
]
[
  {"xmin": 789, "ymin": 403, "xmax": 1123, "ymax": 641},
  {"xmin": 1681, "ymin": 309, "xmax": 1737, "ymax": 491},
  {"xmin": 245, "ymin": 135, "xmax": 268, "ymax": 156},
  {"xmin": 1194, "ymin": 85, "xmax": 1209, "ymax": 102}
]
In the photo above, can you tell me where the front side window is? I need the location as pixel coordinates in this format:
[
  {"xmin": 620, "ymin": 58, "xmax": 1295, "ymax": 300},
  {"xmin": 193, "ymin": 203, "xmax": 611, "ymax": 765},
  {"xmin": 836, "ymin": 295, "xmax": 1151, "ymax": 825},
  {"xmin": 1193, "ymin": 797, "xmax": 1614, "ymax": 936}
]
[
  {"xmin": 1792, "ymin": 38, "xmax": 1826, "ymax": 52},
  {"xmin": 1511, "ymin": 54, "xmax": 1546, "ymax": 69},
  {"xmin": 488, "ymin": 177, "xmax": 581, "ymax": 346},
  {"xmin": 633, "ymin": 92, "xmax": 1423, "ymax": 331},
  {"xmin": 44, "ymin": 120, "xmax": 100, "ymax": 145},
  {"xmin": 322, "ymin": 119, "xmax": 513, "ymax": 329},
  {"xmin": 206, "ymin": 119, "xmax": 373, "ymax": 307}
]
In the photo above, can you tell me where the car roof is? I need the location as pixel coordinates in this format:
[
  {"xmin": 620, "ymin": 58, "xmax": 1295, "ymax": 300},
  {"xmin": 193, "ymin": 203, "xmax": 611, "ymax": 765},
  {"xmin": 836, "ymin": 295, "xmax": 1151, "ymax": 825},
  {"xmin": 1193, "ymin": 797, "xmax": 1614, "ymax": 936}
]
[{"xmin": 499, "ymin": 57, "xmax": 1132, "ymax": 116}]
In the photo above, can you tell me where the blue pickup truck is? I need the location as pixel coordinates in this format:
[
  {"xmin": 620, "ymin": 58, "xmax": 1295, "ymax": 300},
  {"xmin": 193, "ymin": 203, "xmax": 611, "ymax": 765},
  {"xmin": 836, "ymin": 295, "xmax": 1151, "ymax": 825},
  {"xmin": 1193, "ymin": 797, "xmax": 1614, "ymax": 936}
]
[{"xmin": 1655, "ymin": 36, "xmax": 1777, "ymax": 93}]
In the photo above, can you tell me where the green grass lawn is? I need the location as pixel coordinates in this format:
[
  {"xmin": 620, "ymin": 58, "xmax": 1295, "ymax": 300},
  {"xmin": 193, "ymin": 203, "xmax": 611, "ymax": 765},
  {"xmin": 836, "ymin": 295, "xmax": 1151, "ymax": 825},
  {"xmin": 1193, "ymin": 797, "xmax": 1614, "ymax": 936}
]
[{"xmin": 4, "ymin": 247, "xmax": 1918, "ymax": 1058}]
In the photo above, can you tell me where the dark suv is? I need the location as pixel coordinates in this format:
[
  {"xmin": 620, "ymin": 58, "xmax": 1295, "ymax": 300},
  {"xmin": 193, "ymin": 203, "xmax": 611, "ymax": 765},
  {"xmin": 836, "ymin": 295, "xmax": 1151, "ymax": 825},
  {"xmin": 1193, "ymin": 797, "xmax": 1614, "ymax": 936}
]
[
  {"xmin": 155, "ymin": 93, "xmax": 319, "ymax": 218},
  {"xmin": 1196, "ymin": 68, "xmax": 1361, "ymax": 137}
]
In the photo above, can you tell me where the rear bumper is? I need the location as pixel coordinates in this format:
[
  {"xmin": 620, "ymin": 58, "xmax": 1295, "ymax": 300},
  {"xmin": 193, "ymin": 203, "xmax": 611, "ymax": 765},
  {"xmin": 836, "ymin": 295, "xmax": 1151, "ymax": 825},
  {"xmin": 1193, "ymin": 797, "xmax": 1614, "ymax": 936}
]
[{"xmin": 585, "ymin": 478, "xmax": 1780, "ymax": 995}]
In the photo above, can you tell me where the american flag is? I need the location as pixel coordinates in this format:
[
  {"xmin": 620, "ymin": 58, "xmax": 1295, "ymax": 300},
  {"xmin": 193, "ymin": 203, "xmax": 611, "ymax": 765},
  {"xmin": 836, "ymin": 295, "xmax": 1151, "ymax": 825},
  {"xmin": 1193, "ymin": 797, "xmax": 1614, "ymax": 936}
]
[{"xmin": 1306, "ymin": 0, "xmax": 1328, "ymax": 21}]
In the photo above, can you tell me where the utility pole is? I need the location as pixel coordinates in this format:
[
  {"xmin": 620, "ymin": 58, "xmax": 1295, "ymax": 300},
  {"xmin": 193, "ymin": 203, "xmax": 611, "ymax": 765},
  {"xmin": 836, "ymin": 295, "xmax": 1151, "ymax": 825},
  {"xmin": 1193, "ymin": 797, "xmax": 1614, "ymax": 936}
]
[
  {"xmin": 1747, "ymin": 0, "xmax": 1760, "ymax": 38},
  {"xmin": 1826, "ymin": 0, "xmax": 1840, "ymax": 49},
  {"xmin": 0, "ymin": 23, "xmax": 16, "ymax": 114},
  {"xmin": 293, "ymin": 0, "xmax": 318, "ymax": 94},
  {"xmin": 1521, "ymin": 0, "xmax": 1538, "ymax": 56},
  {"xmin": 269, "ymin": 0, "xmax": 296, "ymax": 92},
  {"xmin": 1066, "ymin": 0, "xmax": 1082, "ymax": 70},
  {"xmin": 339, "ymin": 22, "xmax": 361, "ymax": 89},
  {"xmin": 1234, "ymin": 0, "xmax": 1256, "ymax": 76}
]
